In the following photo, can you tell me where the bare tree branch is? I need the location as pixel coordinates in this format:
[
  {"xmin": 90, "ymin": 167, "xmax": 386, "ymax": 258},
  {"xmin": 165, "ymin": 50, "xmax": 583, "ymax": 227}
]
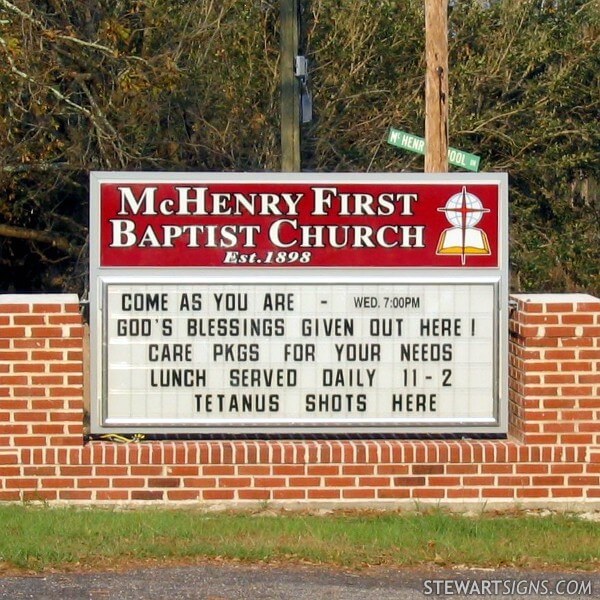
[{"xmin": 0, "ymin": 223, "xmax": 79, "ymax": 256}]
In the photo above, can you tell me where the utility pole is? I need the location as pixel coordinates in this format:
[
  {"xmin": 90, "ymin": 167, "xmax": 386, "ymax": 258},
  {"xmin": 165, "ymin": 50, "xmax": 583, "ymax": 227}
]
[
  {"xmin": 424, "ymin": 0, "xmax": 449, "ymax": 173},
  {"xmin": 281, "ymin": 0, "xmax": 301, "ymax": 172}
]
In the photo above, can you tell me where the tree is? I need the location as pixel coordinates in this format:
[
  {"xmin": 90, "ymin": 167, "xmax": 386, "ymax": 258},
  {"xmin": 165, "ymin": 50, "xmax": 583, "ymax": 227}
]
[{"xmin": 0, "ymin": 0, "xmax": 280, "ymax": 293}]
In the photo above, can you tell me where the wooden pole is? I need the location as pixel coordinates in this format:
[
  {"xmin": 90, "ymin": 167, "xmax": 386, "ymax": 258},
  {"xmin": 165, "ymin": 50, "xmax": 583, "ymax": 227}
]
[
  {"xmin": 281, "ymin": 0, "xmax": 301, "ymax": 172},
  {"xmin": 425, "ymin": 0, "xmax": 449, "ymax": 173}
]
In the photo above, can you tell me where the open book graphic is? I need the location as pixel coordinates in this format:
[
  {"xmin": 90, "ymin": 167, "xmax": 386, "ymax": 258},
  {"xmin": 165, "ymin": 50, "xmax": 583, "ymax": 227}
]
[{"xmin": 436, "ymin": 227, "xmax": 490, "ymax": 255}]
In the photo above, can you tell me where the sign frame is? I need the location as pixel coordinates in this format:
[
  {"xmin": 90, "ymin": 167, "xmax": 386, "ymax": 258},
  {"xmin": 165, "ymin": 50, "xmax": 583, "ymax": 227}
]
[{"xmin": 90, "ymin": 172, "xmax": 508, "ymax": 436}]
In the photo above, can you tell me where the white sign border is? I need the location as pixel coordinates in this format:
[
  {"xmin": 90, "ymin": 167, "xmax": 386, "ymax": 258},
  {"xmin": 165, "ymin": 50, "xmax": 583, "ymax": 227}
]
[{"xmin": 89, "ymin": 172, "xmax": 509, "ymax": 435}]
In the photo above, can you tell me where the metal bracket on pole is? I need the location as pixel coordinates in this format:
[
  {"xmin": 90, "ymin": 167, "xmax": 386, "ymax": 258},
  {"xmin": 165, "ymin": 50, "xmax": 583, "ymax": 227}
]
[{"xmin": 295, "ymin": 55, "xmax": 312, "ymax": 124}]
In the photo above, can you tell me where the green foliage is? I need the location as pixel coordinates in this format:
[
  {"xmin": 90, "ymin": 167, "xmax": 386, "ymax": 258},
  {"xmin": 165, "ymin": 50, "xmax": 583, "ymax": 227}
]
[{"xmin": 0, "ymin": 0, "xmax": 597, "ymax": 294}]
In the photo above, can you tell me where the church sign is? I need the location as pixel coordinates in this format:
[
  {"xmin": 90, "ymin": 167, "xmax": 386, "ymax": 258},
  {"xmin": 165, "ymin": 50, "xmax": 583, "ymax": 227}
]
[{"xmin": 90, "ymin": 172, "xmax": 508, "ymax": 435}]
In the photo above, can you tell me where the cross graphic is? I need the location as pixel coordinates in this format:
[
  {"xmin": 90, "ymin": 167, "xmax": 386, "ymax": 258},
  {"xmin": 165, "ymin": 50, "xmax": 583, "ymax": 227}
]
[{"xmin": 438, "ymin": 187, "xmax": 490, "ymax": 265}]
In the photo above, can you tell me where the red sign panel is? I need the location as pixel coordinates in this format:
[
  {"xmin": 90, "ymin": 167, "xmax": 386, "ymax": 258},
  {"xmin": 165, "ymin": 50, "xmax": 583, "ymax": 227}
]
[{"xmin": 99, "ymin": 180, "xmax": 500, "ymax": 268}]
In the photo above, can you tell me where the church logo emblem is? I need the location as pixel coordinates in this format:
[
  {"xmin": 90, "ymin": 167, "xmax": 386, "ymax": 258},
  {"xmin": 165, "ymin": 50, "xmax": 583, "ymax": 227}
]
[{"xmin": 436, "ymin": 187, "xmax": 491, "ymax": 265}]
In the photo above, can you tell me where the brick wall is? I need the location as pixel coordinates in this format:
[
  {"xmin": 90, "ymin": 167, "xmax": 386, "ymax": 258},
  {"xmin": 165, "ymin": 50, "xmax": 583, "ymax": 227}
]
[{"xmin": 1, "ymin": 293, "xmax": 599, "ymax": 506}]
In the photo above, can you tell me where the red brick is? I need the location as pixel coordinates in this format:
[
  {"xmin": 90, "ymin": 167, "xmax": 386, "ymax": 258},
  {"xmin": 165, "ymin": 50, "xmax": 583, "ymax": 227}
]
[
  {"xmin": 289, "ymin": 477, "xmax": 321, "ymax": 487},
  {"xmin": 49, "ymin": 339, "xmax": 81, "ymax": 348},
  {"xmin": 567, "ymin": 476, "xmax": 599, "ymax": 486},
  {"xmin": 238, "ymin": 489, "xmax": 271, "ymax": 500},
  {"xmin": 543, "ymin": 375, "xmax": 576, "ymax": 385},
  {"xmin": 394, "ymin": 476, "xmax": 426, "ymax": 486},
  {"xmin": 58, "ymin": 490, "xmax": 92, "ymax": 500},
  {"xmin": 543, "ymin": 423, "xmax": 576, "ymax": 433},
  {"xmin": 49, "ymin": 435, "xmax": 83, "ymax": 446},
  {"xmin": 376, "ymin": 465, "xmax": 410, "ymax": 475},
  {"xmin": 31, "ymin": 304, "xmax": 64, "ymax": 314},
  {"xmin": 41, "ymin": 478, "xmax": 75, "ymax": 489},
  {"xmin": 413, "ymin": 464, "xmax": 444, "ymax": 475},
  {"xmin": 182, "ymin": 478, "xmax": 217, "ymax": 488},
  {"xmin": 5, "ymin": 478, "xmax": 38, "ymax": 489},
  {"xmin": 358, "ymin": 476, "xmax": 390, "ymax": 487},
  {"xmin": 342, "ymin": 489, "xmax": 376, "ymax": 499},
  {"xmin": 0, "ymin": 490, "xmax": 21, "ymax": 501},
  {"xmin": 32, "ymin": 425, "xmax": 65, "ymax": 435},
  {"xmin": 0, "ymin": 466, "xmax": 21, "ymax": 477},
  {"xmin": 563, "ymin": 410, "xmax": 594, "ymax": 420},
  {"xmin": 77, "ymin": 478, "xmax": 110, "ymax": 488},
  {"xmin": 428, "ymin": 476, "xmax": 461, "ymax": 487},
  {"xmin": 522, "ymin": 314, "xmax": 559, "ymax": 325},
  {"xmin": 12, "ymin": 436, "xmax": 48, "ymax": 446},
  {"xmin": 12, "ymin": 387, "xmax": 49, "ymax": 398},
  {"xmin": 376, "ymin": 488, "xmax": 411, "ymax": 499},
  {"xmin": 532, "ymin": 476, "xmax": 564, "ymax": 486},
  {"xmin": 551, "ymin": 464, "xmax": 584, "ymax": 474},
  {"xmin": 447, "ymin": 489, "xmax": 480, "ymax": 499},
  {"xmin": 60, "ymin": 466, "xmax": 93, "ymax": 476},
  {"xmin": 324, "ymin": 476, "xmax": 355, "ymax": 487},
  {"xmin": 203, "ymin": 490, "xmax": 235, "ymax": 500},
  {"xmin": 130, "ymin": 466, "xmax": 164, "ymax": 476},
  {"xmin": 482, "ymin": 488, "xmax": 514, "ymax": 498},
  {"xmin": 97, "ymin": 490, "xmax": 129, "ymax": 501},
  {"xmin": 306, "ymin": 465, "xmax": 339, "ymax": 476},
  {"xmin": 0, "ymin": 350, "xmax": 29, "ymax": 361},
  {"xmin": 31, "ymin": 350, "xmax": 66, "ymax": 361},
  {"xmin": 481, "ymin": 464, "xmax": 513, "ymax": 474},
  {"xmin": 307, "ymin": 489, "xmax": 340, "ymax": 499},
  {"xmin": 49, "ymin": 363, "xmax": 81, "ymax": 373},
  {"xmin": 203, "ymin": 465, "xmax": 235, "ymax": 476},
  {"xmin": 413, "ymin": 488, "xmax": 445, "ymax": 499},
  {"xmin": 21, "ymin": 490, "xmax": 58, "ymax": 502},
  {"xmin": 237, "ymin": 465, "xmax": 270, "ymax": 482},
  {"xmin": 0, "ymin": 454, "xmax": 19, "ymax": 465},
  {"xmin": 148, "ymin": 477, "xmax": 180, "ymax": 488},
  {"xmin": 31, "ymin": 327, "xmax": 64, "ymax": 338},
  {"xmin": 218, "ymin": 477, "xmax": 251, "ymax": 488},
  {"xmin": 167, "ymin": 490, "xmax": 201, "ymax": 501},
  {"xmin": 48, "ymin": 314, "xmax": 82, "ymax": 325},
  {"xmin": 273, "ymin": 489, "xmax": 305, "ymax": 500},
  {"xmin": 132, "ymin": 490, "xmax": 164, "ymax": 501},
  {"xmin": 551, "ymin": 488, "xmax": 584, "ymax": 498},
  {"xmin": 0, "ymin": 326, "xmax": 27, "ymax": 337},
  {"xmin": 522, "ymin": 434, "xmax": 559, "ymax": 444},
  {"xmin": 561, "ymin": 434, "xmax": 594, "ymax": 444},
  {"xmin": 562, "ymin": 361, "xmax": 593, "ymax": 372},
  {"xmin": 463, "ymin": 476, "xmax": 494, "ymax": 486},
  {"xmin": 0, "ymin": 376, "xmax": 28, "ymax": 386},
  {"xmin": 517, "ymin": 488, "xmax": 550, "ymax": 498},
  {"xmin": 446, "ymin": 465, "xmax": 479, "ymax": 475},
  {"xmin": 273, "ymin": 465, "xmax": 305, "ymax": 476},
  {"xmin": 112, "ymin": 478, "xmax": 145, "ymax": 488},
  {"xmin": 342, "ymin": 465, "xmax": 375, "ymax": 476},
  {"xmin": 254, "ymin": 477, "xmax": 286, "ymax": 488}
]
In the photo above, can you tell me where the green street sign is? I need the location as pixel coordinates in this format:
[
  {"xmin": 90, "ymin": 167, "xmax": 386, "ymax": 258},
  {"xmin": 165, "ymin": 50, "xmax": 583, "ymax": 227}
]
[{"xmin": 387, "ymin": 128, "xmax": 481, "ymax": 172}]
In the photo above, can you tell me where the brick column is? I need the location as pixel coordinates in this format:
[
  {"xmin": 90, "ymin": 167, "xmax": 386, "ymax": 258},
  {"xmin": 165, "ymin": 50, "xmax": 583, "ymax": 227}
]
[
  {"xmin": 509, "ymin": 293, "xmax": 600, "ymax": 446},
  {"xmin": 0, "ymin": 295, "xmax": 84, "ymax": 501}
]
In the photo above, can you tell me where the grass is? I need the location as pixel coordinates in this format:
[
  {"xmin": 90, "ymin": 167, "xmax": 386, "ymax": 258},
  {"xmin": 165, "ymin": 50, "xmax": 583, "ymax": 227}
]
[{"xmin": 0, "ymin": 505, "xmax": 598, "ymax": 573}]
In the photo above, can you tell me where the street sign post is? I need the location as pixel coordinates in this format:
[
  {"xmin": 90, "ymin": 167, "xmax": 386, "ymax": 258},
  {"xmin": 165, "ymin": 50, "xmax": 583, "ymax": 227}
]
[{"xmin": 388, "ymin": 128, "xmax": 481, "ymax": 172}]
